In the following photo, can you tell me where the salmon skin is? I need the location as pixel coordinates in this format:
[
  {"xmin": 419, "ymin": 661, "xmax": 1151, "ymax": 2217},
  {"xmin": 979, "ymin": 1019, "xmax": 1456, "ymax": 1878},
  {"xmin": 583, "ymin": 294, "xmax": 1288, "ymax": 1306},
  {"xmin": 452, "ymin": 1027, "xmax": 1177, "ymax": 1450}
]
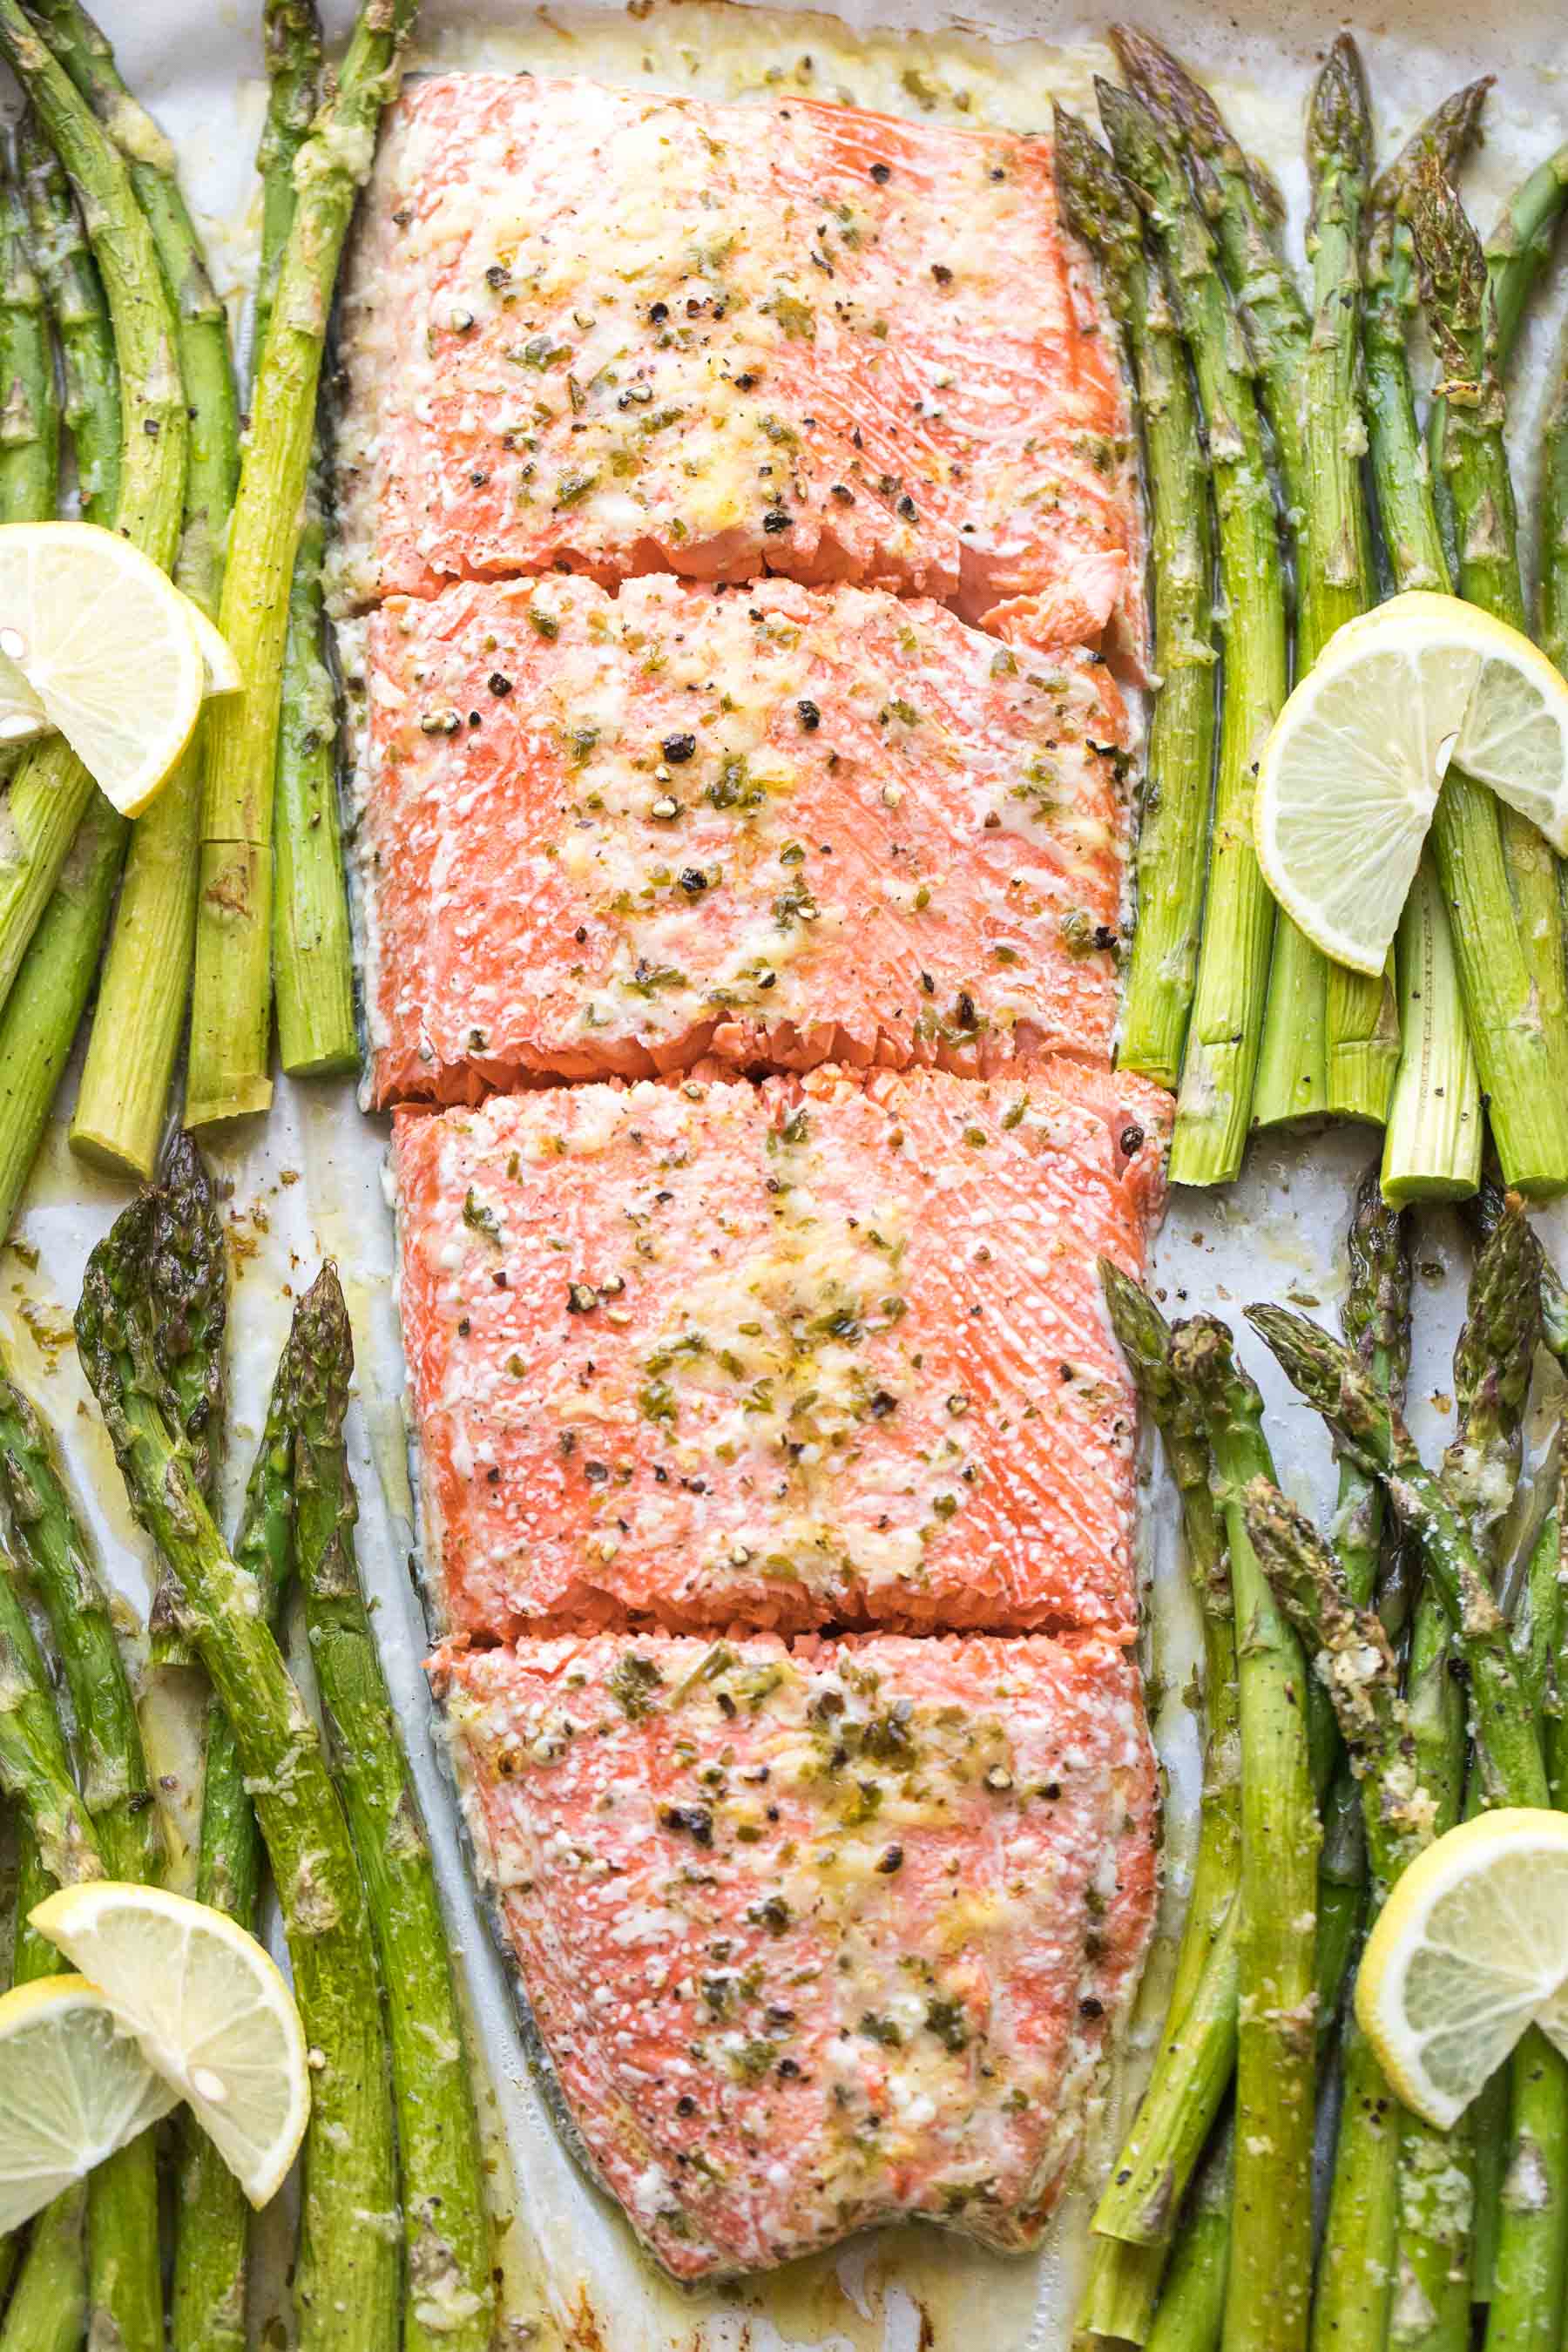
[
  {"xmin": 393, "ymin": 1060, "xmax": 1168, "ymax": 1643},
  {"xmin": 332, "ymin": 75, "xmax": 1141, "ymax": 661},
  {"xmin": 351, "ymin": 573, "xmax": 1132, "ymax": 1107},
  {"xmin": 434, "ymin": 1625, "xmax": 1157, "ymax": 2280}
]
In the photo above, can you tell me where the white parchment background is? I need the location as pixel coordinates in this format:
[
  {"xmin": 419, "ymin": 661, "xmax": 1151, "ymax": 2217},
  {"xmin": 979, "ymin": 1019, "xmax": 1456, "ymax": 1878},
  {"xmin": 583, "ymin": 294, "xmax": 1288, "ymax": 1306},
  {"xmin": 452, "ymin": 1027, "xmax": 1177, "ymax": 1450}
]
[{"xmin": 6, "ymin": 3, "xmax": 1568, "ymax": 2347}]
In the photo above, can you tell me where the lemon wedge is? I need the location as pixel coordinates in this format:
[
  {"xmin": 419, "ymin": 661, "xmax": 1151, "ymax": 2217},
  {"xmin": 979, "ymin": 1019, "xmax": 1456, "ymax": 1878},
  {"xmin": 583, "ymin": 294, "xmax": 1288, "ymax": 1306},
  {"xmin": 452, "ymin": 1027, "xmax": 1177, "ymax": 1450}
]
[
  {"xmin": 0, "ymin": 1975, "xmax": 178, "ymax": 2233},
  {"xmin": 0, "ymin": 521, "xmax": 213, "ymax": 815},
  {"xmin": 30, "ymin": 1882, "xmax": 310, "ymax": 2208},
  {"xmin": 1254, "ymin": 592, "xmax": 1568, "ymax": 976},
  {"xmin": 1355, "ymin": 1808, "xmax": 1568, "ymax": 2129}
]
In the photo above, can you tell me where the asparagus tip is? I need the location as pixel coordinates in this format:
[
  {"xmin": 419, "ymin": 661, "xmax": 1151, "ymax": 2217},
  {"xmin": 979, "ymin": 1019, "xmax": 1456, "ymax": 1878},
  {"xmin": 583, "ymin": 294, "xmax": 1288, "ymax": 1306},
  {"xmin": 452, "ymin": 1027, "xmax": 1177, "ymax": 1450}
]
[
  {"xmin": 1308, "ymin": 32, "xmax": 1371, "ymax": 178},
  {"xmin": 1406, "ymin": 144, "xmax": 1488, "ymax": 361},
  {"xmin": 1108, "ymin": 24, "xmax": 1232, "ymax": 159},
  {"xmin": 1052, "ymin": 101, "xmax": 1142, "ymax": 259}
]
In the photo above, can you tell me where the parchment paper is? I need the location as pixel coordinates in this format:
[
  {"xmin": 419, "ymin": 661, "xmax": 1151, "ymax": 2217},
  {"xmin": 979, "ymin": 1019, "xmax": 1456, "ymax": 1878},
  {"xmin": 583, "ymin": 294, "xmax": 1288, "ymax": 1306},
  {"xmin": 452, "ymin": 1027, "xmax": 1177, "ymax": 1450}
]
[{"xmin": 7, "ymin": 3, "xmax": 1568, "ymax": 2346}]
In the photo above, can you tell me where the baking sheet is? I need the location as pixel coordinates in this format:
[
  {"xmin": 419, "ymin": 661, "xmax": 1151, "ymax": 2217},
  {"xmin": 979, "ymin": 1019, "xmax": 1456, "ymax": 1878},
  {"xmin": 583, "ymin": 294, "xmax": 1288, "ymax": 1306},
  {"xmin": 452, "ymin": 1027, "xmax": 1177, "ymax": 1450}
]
[{"xmin": 8, "ymin": 1, "xmax": 1568, "ymax": 2346}]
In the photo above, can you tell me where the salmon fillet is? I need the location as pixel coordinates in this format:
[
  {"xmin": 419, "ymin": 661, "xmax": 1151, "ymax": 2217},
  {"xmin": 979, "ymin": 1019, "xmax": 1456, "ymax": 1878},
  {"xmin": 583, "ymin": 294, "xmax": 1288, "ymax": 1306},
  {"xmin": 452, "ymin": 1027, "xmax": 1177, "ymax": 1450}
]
[
  {"xmin": 332, "ymin": 75, "xmax": 1140, "ymax": 659},
  {"xmin": 393, "ymin": 1060, "xmax": 1168, "ymax": 1642},
  {"xmin": 350, "ymin": 574, "xmax": 1132, "ymax": 1106},
  {"xmin": 433, "ymin": 1626, "xmax": 1158, "ymax": 2279}
]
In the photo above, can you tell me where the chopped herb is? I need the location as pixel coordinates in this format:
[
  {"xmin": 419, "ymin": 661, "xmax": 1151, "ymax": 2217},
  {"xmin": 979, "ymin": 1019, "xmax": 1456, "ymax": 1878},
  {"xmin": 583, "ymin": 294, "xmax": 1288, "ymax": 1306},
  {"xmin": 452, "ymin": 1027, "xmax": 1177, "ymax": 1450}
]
[{"xmin": 463, "ymin": 1191, "xmax": 502, "ymax": 1243}]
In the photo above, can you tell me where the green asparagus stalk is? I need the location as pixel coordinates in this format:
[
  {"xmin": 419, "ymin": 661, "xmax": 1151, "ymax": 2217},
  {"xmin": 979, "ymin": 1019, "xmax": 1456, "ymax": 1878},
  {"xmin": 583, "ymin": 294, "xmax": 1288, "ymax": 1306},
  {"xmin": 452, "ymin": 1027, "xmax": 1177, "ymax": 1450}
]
[
  {"xmin": 0, "ymin": 159, "xmax": 56, "ymax": 526},
  {"xmin": 1539, "ymin": 329, "xmax": 1568, "ymax": 679},
  {"xmin": 1247, "ymin": 1296, "xmax": 1568, "ymax": 2349},
  {"xmin": 1408, "ymin": 154, "xmax": 1568, "ymax": 1201},
  {"xmin": 253, "ymin": 2, "xmax": 324, "ymax": 382},
  {"xmin": 78, "ymin": 1199, "xmax": 399, "ymax": 2352},
  {"xmin": 1173, "ymin": 1317, "xmax": 1319, "ymax": 2352},
  {"xmin": 1144, "ymin": 2126, "xmax": 1232, "ymax": 2352},
  {"xmin": 1446, "ymin": 1203, "xmax": 1558, "ymax": 2322},
  {"xmin": 1098, "ymin": 79, "xmax": 1286, "ymax": 1184},
  {"xmin": 257, "ymin": 4, "xmax": 355, "ymax": 1079},
  {"xmin": 1402, "ymin": 1202, "xmax": 1539, "ymax": 2328},
  {"xmin": 0, "ymin": 2193, "xmax": 86, "ymax": 2352},
  {"xmin": 37, "ymin": 0, "xmax": 241, "ymax": 1178},
  {"xmin": 1308, "ymin": 41, "xmax": 1398, "ymax": 1123},
  {"xmin": 1315, "ymin": 1171, "xmax": 1410, "ymax": 2021},
  {"xmin": 1364, "ymin": 83, "xmax": 1490, "ymax": 1203},
  {"xmin": 1090, "ymin": 1903, "xmax": 1239, "ymax": 2250},
  {"xmin": 0, "ymin": 1362, "xmax": 165, "ymax": 2352},
  {"xmin": 0, "ymin": 1554, "xmax": 98, "ymax": 1893},
  {"xmin": 1429, "ymin": 139, "xmax": 1568, "ymax": 537},
  {"xmin": 1245, "ymin": 1479, "xmax": 1436, "ymax": 2352},
  {"xmin": 274, "ymin": 479, "xmax": 356, "ymax": 1076},
  {"xmin": 0, "ymin": 1376, "xmax": 163, "ymax": 1886},
  {"xmin": 0, "ymin": 800, "xmax": 122, "ymax": 1247},
  {"xmin": 1110, "ymin": 26, "xmax": 1347, "ymax": 1128},
  {"xmin": 172, "ymin": 1250, "xmax": 295, "ymax": 2352},
  {"xmin": 1078, "ymin": 1262, "xmax": 1237, "ymax": 2342},
  {"xmin": 16, "ymin": 110, "xmax": 115, "ymax": 528},
  {"xmin": 0, "ymin": 1541, "xmax": 100, "ymax": 2352},
  {"xmin": 294, "ymin": 1267, "xmax": 493, "ymax": 2350},
  {"xmin": 0, "ymin": 9, "xmax": 184, "ymax": 1013},
  {"xmin": 1053, "ymin": 107, "xmax": 1217, "ymax": 1092},
  {"xmin": 187, "ymin": 0, "xmax": 419, "ymax": 1127}
]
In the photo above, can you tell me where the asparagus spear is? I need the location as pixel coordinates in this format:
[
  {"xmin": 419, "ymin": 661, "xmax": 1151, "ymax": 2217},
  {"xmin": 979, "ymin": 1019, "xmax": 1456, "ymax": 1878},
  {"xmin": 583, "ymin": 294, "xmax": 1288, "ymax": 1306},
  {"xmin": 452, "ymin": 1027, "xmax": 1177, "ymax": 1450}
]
[
  {"xmin": 1143, "ymin": 2126, "xmax": 1232, "ymax": 2352},
  {"xmin": 1077, "ymin": 1262, "xmax": 1237, "ymax": 2341},
  {"xmin": 0, "ymin": 1538, "xmax": 99, "ymax": 2352},
  {"xmin": 1540, "ymin": 327, "xmax": 1568, "ymax": 680},
  {"xmin": 16, "ymin": 110, "xmax": 115, "ymax": 527},
  {"xmin": 1245, "ymin": 1480, "xmax": 1436, "ymax": 2352},
  {"xmin": 0, "ymin": 1551, "xmax": 98, "ymax": 1894},
  {"xmin": 0, "ymin": 6, "xmax": 185, "ymax": 1012},
  {"xmin": 1307, "ymin": 41, "xmax": 1399, "ymax": 1124},
  {"xmin": 1364, "ymin": 84, "xmax": 1490, "ymax": 1203},
  {"xmin": 0, "ymin": 1364, "xmax": 165, "ymax": 2352},
  {"xmin": 1110, "ymin": 27, "xmax": 1348, "ymax": 1127},
  {"xmin": 139, "ymin": 1132, "xmax": 228, "ymax": 1668},
  {"xmin": 1247, "ymin": 1299, "xmax": 1568, "ymax": 2349},
  {"xmin": 274, "ymin": 470, "xmax": 355, "ymax": 1076},
  {"xmin": 1315, "ymin": 1172, "xmax": 1410, "ymax": 2029},
  {"xmin": 1053, "ymin": 108, "xmax": 1217, "ymax": 1094},
  {"xmin": 172, "ymin": 1257, "xmax": 295, "ymax": 2352},
  {"xmin": 1391, "ymin": 1201, "xmax": 1541, "ymax": 2328},
  {"xmin": 187, "ymin": 0, "xmax": 419, "ymax": 1127},
  {"xmin": 253, "ymin": 1, "xmax": 324, "ymax": 381},
  {"xmin": 41, "ymin": 0, "xmax": 242, "ymax": 1180},
  {"xmin": 0, "ymin": 159, "xmax": 57, "ymax": 525},
  {"xmin": 1408, "ymin": 156, "xmax": 1568, "ymax": 1200},
  {"xmin": 1430, "ymin": 139, "xmax": 1568, "ymax": 533},
  {"xmin": 255, "ymin": 4, "xmax": 357, "ymax": 1079},
  {"xmin": 78, "ymin": 1199, "xmax": 399, "ymax": 2352},
  {"xmin": 294, "ymin": 1267, "xmax": 494, "ymax": 2351},
  {"xmin": 1172, "ymin": 1317, "xmax": 1320, "ymax": 2352},
  {"xmin": 1098, "ymin": 80, "xmax": 1286, "ymax": 1185}
]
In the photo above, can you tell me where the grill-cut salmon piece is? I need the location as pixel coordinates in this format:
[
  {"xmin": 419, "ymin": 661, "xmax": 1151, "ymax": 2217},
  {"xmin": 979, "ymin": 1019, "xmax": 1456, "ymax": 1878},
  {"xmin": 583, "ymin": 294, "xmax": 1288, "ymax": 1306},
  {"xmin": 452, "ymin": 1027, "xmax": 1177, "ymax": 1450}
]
[
  {"xmin": 351, "ymin": 574, "xmax": 1132, "ymax": 1107},
  {"xmin": 332, "ymin": 75, "xmax": 1140, "ymax": 660},
  {"xmin": 393, "ymin": 1061, "xmax": 1168, "ymax": 1642},
  {"xmin": 433, "ymin": 1626, "xmax": 1157, "ymax": 2279}
]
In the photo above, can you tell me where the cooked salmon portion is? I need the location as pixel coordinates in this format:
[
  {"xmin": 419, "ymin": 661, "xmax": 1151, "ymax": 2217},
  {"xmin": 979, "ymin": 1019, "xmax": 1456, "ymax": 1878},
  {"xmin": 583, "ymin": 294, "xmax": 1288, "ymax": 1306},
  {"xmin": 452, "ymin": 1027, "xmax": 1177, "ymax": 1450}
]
[
  {"xmin": 393, "ymin": 1060, "xmax": 1168, "ymax": 1642},
  {"xmin": 434, "ymin": 1626, "xmax": 1157, "ymax": 2279},
  {"xmin": 333, "ymin": 75, "xmax": 1139, "ymax": 659},
  {"xmin": 352, "ymin": 574, "xmax": 1132, "ymax": 1106}
]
